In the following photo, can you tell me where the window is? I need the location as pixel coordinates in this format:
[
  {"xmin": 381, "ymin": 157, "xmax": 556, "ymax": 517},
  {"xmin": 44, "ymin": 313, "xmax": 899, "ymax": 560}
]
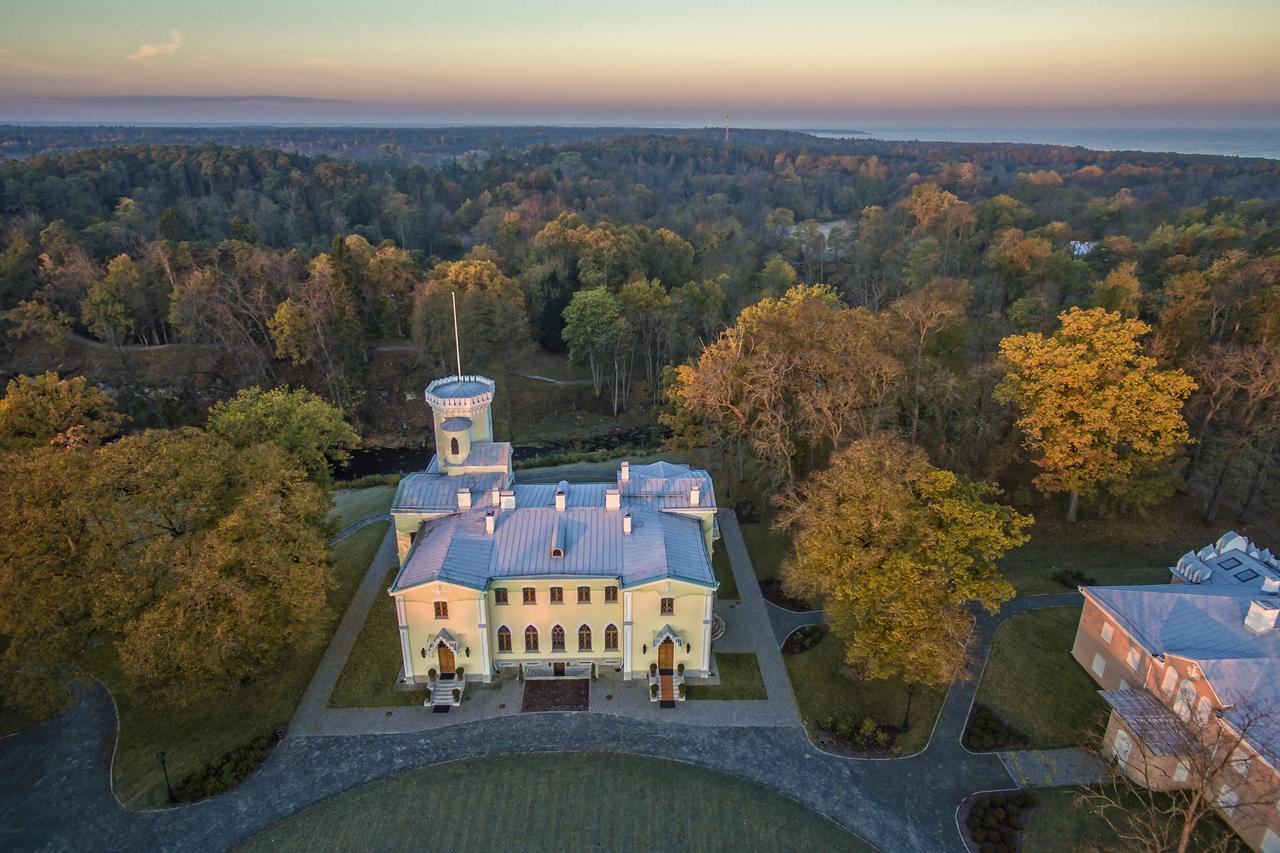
[
  {"xmin": 577, "ymin": 586, "xmax": 591, "ymax": 604},
  {"xmin": 1161, "ymin": 666, "xmax": 1179, "ymax": 696},
  {"xmin": 1100, "ymin": 622, "xmax": 1114, "ymax": 644},
  {"xmin": 1175, "ymin": 681, "xmax": 1196, "ymax": 721},
  {"xmin": 604, "ymin": 623, "xmax": 619, "ymax": 651},
  {"xmin": 449, "ymin": 437, "xmax": 460, "ymax": 456},
  {"xmin": 605, "ymin": 586, "xmax": 618, "ymax": 603},
  {"xmin": 1126, "ymin": 647, "xmax": 1141, "ymax": 670},
  {"xmin": 1217, "ymin": 785, "xmax": 1239, "ymax": 817},
  {"xmin": 433, "ymin": 601, "xmax": 448, "ymax": 619},
  {"xmin": 494, "ymin": 587, "xmax": 509, "ymax": 605},
  {"xmin": 1231, "ymin": 745, "xmax": 1253, "ymax": 776},
  {"xmin": 578, "ymin": 624, "xmax": 592, "ymax": 651},
  {"xmin": 661, "ymin": 597, "xmax": 674, "ymax": 615},
  {"xmin": 497, "ymin": 626, "xmax": 512, "ymax": 653},
  {"xmin": 1173, "ymin": 760, "xmax": 1190, "ymax": 783},
  {"xmin": 550, "ymin": 586, "xmax": 564, "ymax": 604},
  {"xmin": 524, "ymin": 625, "xmax": 539, "ymax": 652},
  {"xmin": 1195, "ymin": 696, "xmax": 1213, "ymax": 726},
  {"xmin": 523, "ymin": 587, "xmax": 536, "ymax": 605},
  {"xmin": 551, "ymin": 624, "xmax": 566, "ymax": 652},
  {"xmin": 1091, "ymin": 653, "xmax": 1106, "ymax": 677}
]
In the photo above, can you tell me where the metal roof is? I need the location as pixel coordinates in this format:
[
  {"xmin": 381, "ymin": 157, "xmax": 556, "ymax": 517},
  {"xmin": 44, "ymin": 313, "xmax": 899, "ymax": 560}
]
[
  {"xmin": 1100, "ymin": 689, "xmax": 1194, "ymax": 756},
  {"xmin": 459, "ymin": 442, "xmax": 510, "ymax": 468},
  {"xmin": 440, "ymin": 417, "xmax": 472, "ymax": 431},
  {"xmin": 391, "ymin": 470, "xmax": 507, "ymax": 513},
  {"xmin": 1086, "ymin": 584, "xmax": 1280, "ymax": 661},
  {"xmin": 390, "ymin": 504, "xmax": 714, "ymax": 593}
]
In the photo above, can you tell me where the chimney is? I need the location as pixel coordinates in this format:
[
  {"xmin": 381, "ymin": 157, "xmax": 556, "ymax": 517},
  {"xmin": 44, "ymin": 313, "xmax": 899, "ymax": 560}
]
[
  {"xmin": 484, "ymin": 511, "xmax": 496, "ymax": 535},
  {"xmin": 623, "ymin": 512, "xmax": 632, "ymax": 536},
  {"xmin": 490, "ymin": 485, "xmax": 500, "ymax": 507},
  {"xmin": 605, "ymin": 488, "xmax": 621, "ymax": 511},
  {"xmin": 1245, "ymin": 599, "xmax": 1280, "ymax": 634},
  {"xmin": 500, "ymin": 490, "xmax": 516, "ymax": 510},
  {"xmin": 689, "ymin": 484, "xmax": 701, "ymax": 506},
  {"xmin": 457, "ymin": 488, "xmax": 472, "ymax": 510},
  {"xmin": 555, "ymin": 480, "xmax": 568, "ymax": 512},
  {"xmin": 620, "ymin": 461, "xmax": 630, "ymax": 483},
  {"xmin": 1263, "ymin": 576, "xmax": 1280, "ymax": 594}
]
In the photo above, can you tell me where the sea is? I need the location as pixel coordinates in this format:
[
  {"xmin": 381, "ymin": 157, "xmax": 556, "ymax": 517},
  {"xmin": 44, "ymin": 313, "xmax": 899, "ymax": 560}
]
[{"xmin": 808, "ymin": 126, "xmax": 1280, "ymax": 161}]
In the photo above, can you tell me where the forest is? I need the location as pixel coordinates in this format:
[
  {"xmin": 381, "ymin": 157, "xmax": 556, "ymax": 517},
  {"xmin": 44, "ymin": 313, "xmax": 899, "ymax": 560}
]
[{"xmin": 1, "ymin": 130, "xmax": 1278, "ymax": 528}]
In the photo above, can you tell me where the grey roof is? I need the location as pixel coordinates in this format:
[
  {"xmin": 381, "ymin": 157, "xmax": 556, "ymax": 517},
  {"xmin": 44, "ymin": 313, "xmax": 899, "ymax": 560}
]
[
  {"xmin": 390, "ymin": 505, "xmax": 714, "ymax": 593},
  {"xmin": 459, "ymin": 442, "xmax": 510, "ymax": 468},
  {"xmin": 391, "ymin": 470, "xmax": 507, "ymax": 513},
  {"xmin": 440, "ymin": 417, "xmax": 472, "ymax": 431},
  {"xmin": 1100, "ymin": 689, "xmax": 1194, "ymax": 756},
  {"xmin": 619, "ymin": 461, "xmax": 716, "ymax": 510},
  {"xmin": 1086, "ymin": 584, "xmax": 1280, "ymax": 661},
  {"xmin": 426, "ymin": 376, "xmax": 493, "ymax": 400}
]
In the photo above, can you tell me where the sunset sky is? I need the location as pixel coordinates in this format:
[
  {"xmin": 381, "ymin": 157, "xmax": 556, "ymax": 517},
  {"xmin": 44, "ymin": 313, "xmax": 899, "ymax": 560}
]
[{"xmin": 2, "ymin": 0, "xmax": 1279, "ymax": 126}]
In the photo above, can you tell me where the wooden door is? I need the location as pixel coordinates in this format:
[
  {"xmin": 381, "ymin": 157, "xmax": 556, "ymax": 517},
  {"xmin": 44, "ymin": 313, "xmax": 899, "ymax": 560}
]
[
  {"xmin": 438, "ymin": 644, "xmax": 455, "ymax": 676},
  {"xmin": 658, "ymin": 640, "xmax": 674, "ymax": 672},
  {"xmin": 553, "ymin": 661, "xmax": 565, "ymax": 677}
]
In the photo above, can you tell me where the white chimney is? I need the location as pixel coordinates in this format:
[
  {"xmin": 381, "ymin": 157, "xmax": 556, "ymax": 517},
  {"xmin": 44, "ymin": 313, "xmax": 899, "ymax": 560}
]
[
  {"xmin": 484, "ymin": 511, "xmax": 496, "ymax": 535},
  {"xmin": 457, "ymin": 488, "xmax": 472, "ymax": 510},
  {"xmin": 623, "ymin": 512, "xmax": 632, "ymax": 535},
  {"xmin": 555, "ymin": 480, "xmax": 568, "ymax": 512},
  {"xmin": 620, "ymin": 460, "xmax": 630, "ymax": 482},
  {"xmin": 690, "ymin": 484, "xmax": 701, "ymax": 506},
  {"xmin": 1263, "ymin": 576, "xmax": 1280, "ymax": 594},
  {"xmin": 500, "ymin": 490, "xmax": 516, "ymax": 510},
  {"xmin": 490, "ymin": 485, "xmax": 500, "ymax": 507},
  {"xmin": 605, "ymin": 488, "xmax": 621, "ymax": 511},
  {"xmin": 1245, "ymin": 599, "xmax": 1280, "ymax": 634}
]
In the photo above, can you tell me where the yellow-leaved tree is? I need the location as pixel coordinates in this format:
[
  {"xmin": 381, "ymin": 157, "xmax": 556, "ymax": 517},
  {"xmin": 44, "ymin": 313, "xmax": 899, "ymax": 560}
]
[
  {"xmin": 775, "ymin": 434, "xmax": 1030, "ymax": 686},
  {"xmin": 995, "ymin": 307, "xmax": 1195, "ymax": 522}
]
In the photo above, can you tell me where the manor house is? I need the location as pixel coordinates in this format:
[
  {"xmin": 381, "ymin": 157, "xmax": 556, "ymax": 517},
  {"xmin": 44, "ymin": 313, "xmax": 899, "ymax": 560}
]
[{"xmin": 387, "ymin": 374, "xmax": 719, "ymax": 708}]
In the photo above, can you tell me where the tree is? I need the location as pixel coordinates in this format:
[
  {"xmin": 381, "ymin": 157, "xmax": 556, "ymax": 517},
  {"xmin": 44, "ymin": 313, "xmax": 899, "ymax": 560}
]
[
  {"xmin": 1091, "ymin": 260, "xmax": 1143, "ymax": 317},
  {"xmin": 774, "ymin": 435, "xmax": 1028, "ymax": 685},
  {"xmin": 888, "ymin": 277, "xmax": 971, "ymax": 444},
  {"xmin": 995, "ymin": 307, "xmax": 1196, "ymax": 522},
  {"xmin": 409, "ymin": 252, "xmax": 530, "ymax": 375},
  {"xmin": 0, "ymin": 372, "xmax": 124, "ymax": 451},
  {"xmin": 562, "ymin": 286, "xmax": 627, "ymax": 414},
  {"xmin": 207, "ymin": 385, "xmax": 359, "ymax": 490},
  {"xmin": 1081, "ymin": 700, "xmax": 1280, "ymax": 853}
]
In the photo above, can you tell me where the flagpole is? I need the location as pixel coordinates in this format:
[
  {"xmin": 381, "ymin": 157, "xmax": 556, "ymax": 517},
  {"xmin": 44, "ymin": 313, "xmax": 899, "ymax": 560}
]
[{"xmin": 451, "ymin": 291, "xmax": 463, "ymax": 378}]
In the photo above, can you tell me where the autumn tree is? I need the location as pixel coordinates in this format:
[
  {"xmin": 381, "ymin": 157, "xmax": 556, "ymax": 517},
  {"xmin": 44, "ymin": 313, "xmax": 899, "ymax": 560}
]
[
  {"xmin": 995, "ymin": 307, "xmax": 1196, "ymax": 522},
  {"xmin": 410, "ymin": 251, "xmax": 530, "ymax": 375},
  {"xmin": 1091, "ymin": 260, "xmax": 1143, "ymax": 317},
  {"xmin": 775, "ymin": 434, "xmax": 1029, "ymax": 685},
  {"xmin": 207, "ymin": 385, "xmax": 359, "ymax": 490},
  {"xmin": 0, "ymin": 372, "xmax": 125, "ymax": 451},
  {"xmin": 888, "ymin": 277, "xmax": 971, "ymax": 444}
]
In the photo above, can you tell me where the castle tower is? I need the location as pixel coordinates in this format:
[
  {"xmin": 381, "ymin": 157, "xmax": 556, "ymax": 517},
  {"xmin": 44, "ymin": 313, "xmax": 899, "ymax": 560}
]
[{"xmin": 424, "ymin": 374, "xmax": 496, "ymax": 472}]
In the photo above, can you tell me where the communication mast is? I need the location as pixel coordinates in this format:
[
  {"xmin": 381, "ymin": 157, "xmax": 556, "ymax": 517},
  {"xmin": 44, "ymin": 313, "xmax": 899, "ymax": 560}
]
[{"xmin": 724, "ymin": 113, "xmax": 731, "ymax": 143}]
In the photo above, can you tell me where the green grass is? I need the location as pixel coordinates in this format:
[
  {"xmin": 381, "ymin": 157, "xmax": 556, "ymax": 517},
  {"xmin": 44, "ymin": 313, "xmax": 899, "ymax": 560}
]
[
  {"xmin": 998, "ymin": 503, "xmax": 1233, "ymax": 596},
  {"xmin": 738, "ymin": 522, "xmax": 793, "ymax": 583},
  {"xmin": 687, "ymin": 653, "xmax": 766, "ymax": 700},
  {"xmin": 711, "ymin": 539, "xmax": 739, "ymax": 600},
  {"xmin": 241, "ymin": 753, "xmax": 869, "ymax": 852},
  {"xmin": 98, "ymin": 521, "xmax": 390, "ymax": 809},
  {"xmin": 974, "ymin": 607, "xmax": 1109, "ymax": 749},
  {"xmin": 328, "ymin": 567, "xmax": 423, "ymax": 708},
  {"xmin": 784, "ymin": 634, "xmax": 946, "ymax": 755},
  {"xmin": 1022, "ymin": 786, "xmax": 1245, "ymax": 852},
  {"xmin": 0, "ymin": 702, "xmax": 43, "ymax": 738},
  {"xmin": 327, "ymin": 485, "xmax": 397, "ymax": 530}
]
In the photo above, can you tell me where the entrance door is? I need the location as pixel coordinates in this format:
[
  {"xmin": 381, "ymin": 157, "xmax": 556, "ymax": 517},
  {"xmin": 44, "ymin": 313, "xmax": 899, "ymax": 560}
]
[
  {"xmin": 553, "ymin": 662, "xmax": 565, "ymax": 677},
  {"xmin": 438, "ymin": 644, "xmax": 456, "ymax": 677},
  {"xmin": 658, "ymin": 639, "xmax": 674, "ymax": 673}
]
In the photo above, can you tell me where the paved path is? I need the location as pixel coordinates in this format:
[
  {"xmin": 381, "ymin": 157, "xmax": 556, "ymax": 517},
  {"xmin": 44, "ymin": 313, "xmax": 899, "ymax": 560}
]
[
  {"xmin": 766, "ymin": 601, "xmax": 825, "ymax": 646},
  {"xmin": 326, "ymin": 512, "xmax": 391, "ymax": 546},
  {"xmin": 1000, "ymin": 747, "xmax": 1108, "ymax": 788},
  {"xmin": 0, "ymin": 512, "xmax": 1087, "ymax": 852}
]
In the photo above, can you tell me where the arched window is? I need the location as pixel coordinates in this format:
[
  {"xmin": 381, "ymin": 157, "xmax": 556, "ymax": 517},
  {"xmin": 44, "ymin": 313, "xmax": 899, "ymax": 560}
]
[
  {"xmin": 1195, "ymin": 696, "xmax": 1213, "ymax": 726},
  {"xmin": 551, "ymin": 624, "xmax": 566, "ymax": 652},
  {"xmin": 1161, "ymin": 665, "xmax": 1178, "ymax": 696},
  {"xmin": 604, "ymin": 623, "xmax": 619, "ymax": 651},
  {"xmin": 525, "ymin": 625, "xmax": 539, "ymax": 652},
  {"xmin": 1175, "ymin": 680, "xmax": 1196, "ymax": 721},
  {"xmin": 450, "ymin": 437, "xmax": 460, "ymax": 456},
  {"xmin": 497, "ymin": 625, "xmax": 512, "ymax": 653},
  {"xmin": 578, "ymin": 624, "xmax": 592, "ymax": 651}
]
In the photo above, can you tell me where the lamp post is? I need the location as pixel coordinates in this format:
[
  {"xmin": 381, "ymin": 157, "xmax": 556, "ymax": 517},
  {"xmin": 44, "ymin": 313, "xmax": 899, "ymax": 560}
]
[
  {"xmin": 901, "ymin": 684, "xmax": 917, "ymax": 733},
  {"xmin": 156, "ymin": 751, "xmax": 174, "ymax": 804}
]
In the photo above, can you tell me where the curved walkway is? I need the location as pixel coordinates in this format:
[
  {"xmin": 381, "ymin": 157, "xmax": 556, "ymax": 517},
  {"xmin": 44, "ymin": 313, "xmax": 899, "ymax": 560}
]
[
  {"xmin": 327, "ymin": 513, "xmax": 391, "ymax": 546},
  {"xmin": 0, "ymin": 510, "xmax": 1085, "ymax": 853},
  {"xmin": 766, "ymin": 601, "xmax": 825, "ymax": 646}
]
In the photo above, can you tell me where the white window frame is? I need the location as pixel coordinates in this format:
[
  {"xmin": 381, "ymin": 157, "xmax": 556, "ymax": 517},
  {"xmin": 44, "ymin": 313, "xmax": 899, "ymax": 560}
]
[
  {"xmin": 1101, "ymin": 621, "xmax": 1115, "ymax": 644},
  {"xmin": 1161, "ymin": 666, "xmax": 1179, "ymax": 696},
  {"xmin": 1126, "ymin": 647, "xmax": 1141, "ymax": 671},
  {"xmin": 1091, "ymin": 653, "xmax": 1106, "ymax": 677}
]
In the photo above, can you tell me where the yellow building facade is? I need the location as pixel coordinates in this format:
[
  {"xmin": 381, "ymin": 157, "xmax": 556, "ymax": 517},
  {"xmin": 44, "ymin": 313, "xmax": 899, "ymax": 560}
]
[{"xmin": 388, "ymin": 374, "xmax": 719, "ymax": 704}]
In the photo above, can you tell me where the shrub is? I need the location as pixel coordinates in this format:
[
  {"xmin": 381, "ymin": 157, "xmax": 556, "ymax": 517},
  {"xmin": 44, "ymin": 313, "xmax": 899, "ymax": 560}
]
[
  {"xmin": 677, "ymin": 662, "xmax": 685, "ymax": 675},
  {"xmin": 964, "ymin": 704, "xmax": 1030, "ymax": 751},
  {"xmin": 428, "ymin": 668, "xmax": 437, "ymax": 681},
  {"xmin": 1051, "ymin": 568, "xmax": 1097, "ymax": 588},
  {"xmin": 451, "ymin": 688, "xmax": 461, "ymax": 703},
  {"xmin": 965, "ymin": 791, "xmax": 1036, "ymax": 852},
  {"xmin": 455, "ymin": 666, "xmax": 464, "ymax": 678},
  {"xmin": 171, "ymin": 732, "xmax": 279, "ymax": 802},
  {"xmin": 677, "ymin": 682, "xmax": 686, "ymax": 699},
  {"xmin": 650, "ymin": 683, "xmax": 659, "ymax": 698},
  {"xmin": 649, "ymin": 663, "xmax": 657, "ymax": 677},
  {"xmin": 783, "ymin": 623, "xmax": 829, "ymax": 653},
  {"xmin": 339, "ymin": 473, "xmax": 402, "ymax": 489}
]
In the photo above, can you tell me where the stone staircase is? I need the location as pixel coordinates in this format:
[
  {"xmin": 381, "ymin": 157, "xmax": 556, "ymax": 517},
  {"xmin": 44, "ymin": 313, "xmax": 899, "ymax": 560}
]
[{"xmin": 427, "ymin": 676, "xmax": 463, "ymax": 709}]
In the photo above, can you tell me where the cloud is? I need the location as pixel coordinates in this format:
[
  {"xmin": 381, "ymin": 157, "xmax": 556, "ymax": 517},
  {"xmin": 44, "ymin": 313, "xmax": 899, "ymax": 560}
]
[
  {"xmin": 0, "ymin": 48, "xmax": 49, "ymax": 70},
  {"xmin": 126, "ymin": 30, "xmax": 184, "ymax": 62}
]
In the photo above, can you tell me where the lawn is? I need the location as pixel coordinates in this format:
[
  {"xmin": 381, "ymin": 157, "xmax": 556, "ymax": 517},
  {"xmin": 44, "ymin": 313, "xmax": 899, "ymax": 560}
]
[
  {"xmin": 783, "ymin": 634, "xmax": 946, "ymax": 755},
  {"xmin": 711, "ymin": 538, "xmax": 739, "ymax": 600},
  {"xmin": 327, "ymin": 567, "xmax": 422, "ymax": 708},
  {"xmin": 1021, "ymin": 786, "xmax": 1245, "ymax": 852},
  {"xmin": 327, "ymin": 484, "xmax": 397, "ymax": 531},
  {"xmin": 687, "ymin": 653, "xmax": 766, "ymax": 700},
  {"xmin": 738, "ymin": 522, "xmax": 792, "ymax": 583},
  {"xmin": 98, "ymin": 521, "xmax": 390, "ymax": 809},
  {"xmin": 998, "ymin": 502, "xmax": 1246, "ymax": 596},
  {"xmin": 242, "ymin": 753, "xmax": 870, "ymax": 852},
  {"xmin": 974, "ymin": 607, "xmax": 1109, "ymax": 749}
]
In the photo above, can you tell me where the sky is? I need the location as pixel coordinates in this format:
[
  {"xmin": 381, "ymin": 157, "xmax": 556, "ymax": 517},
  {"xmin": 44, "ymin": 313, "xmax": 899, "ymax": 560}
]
[{"xmin": 1, "ymin": 0, "xmax": 1279, "ymax": 127}]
